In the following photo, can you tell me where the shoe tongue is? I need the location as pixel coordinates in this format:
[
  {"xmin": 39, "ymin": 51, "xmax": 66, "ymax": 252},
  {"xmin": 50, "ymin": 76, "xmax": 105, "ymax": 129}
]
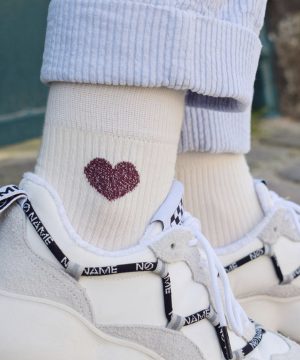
[
  {"xmin": 255, "ymin": 179, "xmax": 275, "ymax": 214},
  {"xmin": 150, "ymin": 180, "xmax": 184, "ymax": 230}
]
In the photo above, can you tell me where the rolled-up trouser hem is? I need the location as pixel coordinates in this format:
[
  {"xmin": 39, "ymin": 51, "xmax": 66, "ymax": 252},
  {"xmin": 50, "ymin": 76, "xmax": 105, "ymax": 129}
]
[
  {"xmin": 41, "ymin": 0, "xmax": 262, "ymax": 112},
  {"xmin": 179, "ymin": 106, "xmax": 251, "ymax": 154}
]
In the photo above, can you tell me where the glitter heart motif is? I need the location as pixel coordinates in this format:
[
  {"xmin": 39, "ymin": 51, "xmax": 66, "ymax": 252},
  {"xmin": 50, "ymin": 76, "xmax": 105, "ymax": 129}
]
[{"xmin": 84, "ymin": 158, "xmax": 140, "ymax": 201}]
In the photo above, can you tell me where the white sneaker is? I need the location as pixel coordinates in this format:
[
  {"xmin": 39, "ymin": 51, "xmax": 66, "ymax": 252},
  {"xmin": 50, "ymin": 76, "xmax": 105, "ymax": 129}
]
[
  {"xmin": 0, "ymin": 173, "xmax": 299, "ymax": 359},
  {"xmin": 218, "ymin": 180, "xmax": 300, "ymax": 342}
]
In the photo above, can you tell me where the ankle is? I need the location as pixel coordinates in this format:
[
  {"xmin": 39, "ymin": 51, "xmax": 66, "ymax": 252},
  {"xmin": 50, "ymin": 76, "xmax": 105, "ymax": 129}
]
[
  {"xmin": 35, "ymin": 83, "xmax": 185, "ymax": 250},
  {"xmin": 176, "ymin": 152, "xmax": 264, "ymax": 248}
]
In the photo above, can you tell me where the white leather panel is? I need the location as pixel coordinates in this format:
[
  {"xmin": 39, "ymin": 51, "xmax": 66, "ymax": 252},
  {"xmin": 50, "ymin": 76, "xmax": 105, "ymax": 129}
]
[
  {"xmin": 168, "ymin": 262, "xmax": 209, "ymax": 316},
  {"xmin": 274, "ymin": 236, "xmax": 300, "ymax": 275},
  {"xmin": 220, "ymin": 240, "xmax": 278, "ymax": 297},
  {"xmin": 80, "ymin": 272, "xmax": 166, "ymax": 326}
]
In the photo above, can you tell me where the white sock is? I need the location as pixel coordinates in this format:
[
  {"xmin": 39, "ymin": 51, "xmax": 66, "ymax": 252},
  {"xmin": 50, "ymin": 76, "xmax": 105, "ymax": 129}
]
[
  {"xmin": 35, "ymin": 83, "xmax": 185, "ymax": 251},
  {"xmin": 176, "ymin": 152, "xmax": 264, "ymax": 248}
]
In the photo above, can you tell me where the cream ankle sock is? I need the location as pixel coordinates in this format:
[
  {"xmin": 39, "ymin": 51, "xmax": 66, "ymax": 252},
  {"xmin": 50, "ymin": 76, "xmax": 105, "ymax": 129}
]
[
  {"xmin": 176, "ymin": 153, "xmax": 264, "ymax": 248},
  {"xmin": 35, "ymin": 83, "xmax": 185, "ymax": 251}
]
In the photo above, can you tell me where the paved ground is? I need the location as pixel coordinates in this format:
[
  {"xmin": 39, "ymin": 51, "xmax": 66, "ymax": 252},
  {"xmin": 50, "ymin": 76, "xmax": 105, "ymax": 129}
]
[
  {"xmin": 247, "ymin": 117, "xmax": 300, "ymax": 203},
  {"xmin": 0, "ymin": 139, "xmax": 40, "ymax": 185},
  {"xmin": 0, "ymin": 117, "xmax": 299, "ymax": 203}
]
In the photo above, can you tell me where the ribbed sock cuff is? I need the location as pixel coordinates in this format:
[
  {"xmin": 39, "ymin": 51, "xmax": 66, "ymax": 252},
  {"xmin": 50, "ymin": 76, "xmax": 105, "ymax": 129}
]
[
  {"xmin": 179, "ymin": 106, "xmax": 251, "ymax": 154},
  {"xmin": 41, "ymin": 0, "xmax": 262, "ymax": 111},
  {"xmin": 36, "ymin": 125, "xmax": 179, "ymax": 251},
  {"xmin": 35, "ymin": 83, "xmax": 184, "ymax": 251},
  {"xmin": 176, "ymin": 153, "xmax": 264, "ymax": 248}
]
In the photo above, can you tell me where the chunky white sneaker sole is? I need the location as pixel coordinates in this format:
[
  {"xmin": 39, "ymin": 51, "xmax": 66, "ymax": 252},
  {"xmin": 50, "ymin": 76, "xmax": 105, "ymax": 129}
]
[
  {"xmin": 0, "ymin": 290, "xmax": 161, "ymax": 360},
  {"xmin": 1, "ymin": 176, "xmax": 300, "ymax": 360}
]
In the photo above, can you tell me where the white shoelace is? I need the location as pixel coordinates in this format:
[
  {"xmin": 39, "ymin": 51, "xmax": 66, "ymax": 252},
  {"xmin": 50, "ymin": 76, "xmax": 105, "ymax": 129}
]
[
  {"xmin": 270, "ymin": 191, "xmax": 300, "ymax": 234},
  {"xmin": 182, "ymin": 211, "xmax": 250, "ymax": 337}
]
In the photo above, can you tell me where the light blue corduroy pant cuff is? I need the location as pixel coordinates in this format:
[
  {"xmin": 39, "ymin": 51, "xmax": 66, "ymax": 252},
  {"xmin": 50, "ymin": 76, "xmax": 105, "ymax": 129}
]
[
  {"xmin": 179, "ymin": 105, "xmax": 251, "ymax": 154},
  {"xmin": 41, "ymin": 0, "xmax": 267, "ymax": 154}
]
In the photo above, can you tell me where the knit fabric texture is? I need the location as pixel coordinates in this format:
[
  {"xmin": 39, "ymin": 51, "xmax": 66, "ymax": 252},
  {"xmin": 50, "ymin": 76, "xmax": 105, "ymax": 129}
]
[
  {"xmin": 35, "ymin": 84, "xmax": 185, "ymax": 251},
  {"xmin": 179, "ymin": 106, "xmax": 252, "ymax": 154},
  {"xmin": 41, "ymin": 0, "xmax": 267, "ymax": 153},
  {"xmin": 176, "ymin": 153, "xmax": 264, "ymax": 248}
]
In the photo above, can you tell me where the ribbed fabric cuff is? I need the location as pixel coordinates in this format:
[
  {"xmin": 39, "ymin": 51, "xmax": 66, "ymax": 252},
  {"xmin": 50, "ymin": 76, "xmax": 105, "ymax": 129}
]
[
  {"xmin": 179, "ymin": 106, "xmax": 251, "ymax": 154},
  {"xmin": 41, "ymin": 0, "xmax": 262, "ymax": 111}
]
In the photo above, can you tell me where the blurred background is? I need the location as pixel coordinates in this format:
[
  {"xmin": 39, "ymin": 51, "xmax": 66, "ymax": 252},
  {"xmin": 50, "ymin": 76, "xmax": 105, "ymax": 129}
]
[{"xmin": 0, "ymin": 0, "xmax": 299, "ymax": 201}]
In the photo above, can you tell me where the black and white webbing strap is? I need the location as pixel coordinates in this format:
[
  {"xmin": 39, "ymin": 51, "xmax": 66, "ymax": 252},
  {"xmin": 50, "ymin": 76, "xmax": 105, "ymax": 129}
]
[
  {"xmin": 0, "ymin": 185, "xmax": 265, "ymax": 360},
  {"xmin": 0, "ymin": 185, "xmax": 28, "ymax": 212},
  {"xmin": 224, "ymin": 243, "xmax": 300, "ymax": 285},
  {"xmin": 224, "ymin": 247, "xmax": 266, "ymax": 274}
]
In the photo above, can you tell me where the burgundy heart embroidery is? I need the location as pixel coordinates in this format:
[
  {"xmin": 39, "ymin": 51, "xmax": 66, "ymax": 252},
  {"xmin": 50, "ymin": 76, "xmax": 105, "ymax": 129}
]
[{"xmin": 84, "ymin": 158, "xmax": 140, "ymax": 201}]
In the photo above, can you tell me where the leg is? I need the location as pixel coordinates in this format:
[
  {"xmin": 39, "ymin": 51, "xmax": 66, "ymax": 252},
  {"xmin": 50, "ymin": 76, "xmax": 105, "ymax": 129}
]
[
  {"xmin": 35, "ymin": 84, "xmax": 184, "ymax": 250},
  {"xmin": 176, "ymin": 25, "xmax": 300, "ymax": 341},
  {"xmin": 2, "ymin": 1, "xmax": 298, "ymax": 359},
  {"xmin": 177, "ymin": 106, "xmax": 263, "ymax": 248},
  {"xmin": 38, "ymin": 0, "xmax": 265, "ymax": 250}
]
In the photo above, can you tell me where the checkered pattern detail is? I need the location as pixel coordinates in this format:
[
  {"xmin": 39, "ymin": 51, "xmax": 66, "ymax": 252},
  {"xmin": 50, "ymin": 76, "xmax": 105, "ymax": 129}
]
[{"xmin": 170, "ymin": 199, "xmax": 184, "ymax": 226}]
